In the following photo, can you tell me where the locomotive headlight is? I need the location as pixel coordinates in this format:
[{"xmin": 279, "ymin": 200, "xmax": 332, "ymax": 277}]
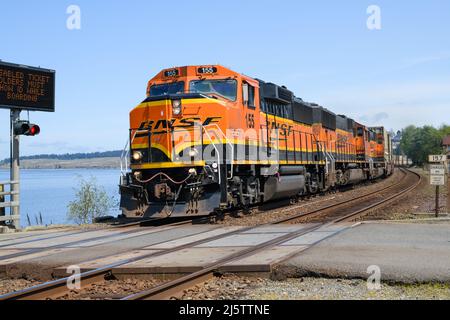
[
  {"xmin": 172, "ymin": 99, "xmax": 182, "ymax": 116},
  {"xmin": 132, "ymin": 151, "xmax": 143, "ymax": 161},
  {"xmin": 133, "ymin": 171, "xmax": 143, "ymax": 180},
  {"xmin": 188, "ymin": 148, "xmax": 198, "ymax": 157}
]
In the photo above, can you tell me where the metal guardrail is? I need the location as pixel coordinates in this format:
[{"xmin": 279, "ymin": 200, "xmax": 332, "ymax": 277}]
[{"xmin": 0, "ymin": 180, "xmax": 20, "ymax": 223}]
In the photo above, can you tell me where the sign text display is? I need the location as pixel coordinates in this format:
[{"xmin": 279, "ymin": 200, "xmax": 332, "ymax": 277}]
[{"xmin": 0, "ymin": 61, "xmax": 55, "ymax": 112}]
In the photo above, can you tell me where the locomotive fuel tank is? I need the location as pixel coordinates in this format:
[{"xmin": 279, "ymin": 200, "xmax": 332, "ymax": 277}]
[{"xmin": 263, "ymin": 175, "xmax": 306, "ymax": 202}]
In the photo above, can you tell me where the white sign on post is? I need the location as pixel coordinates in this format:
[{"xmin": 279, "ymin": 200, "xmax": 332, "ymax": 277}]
[
  {"xmin": 430, "ymin": 175, "xmax": 445, "ymax": 186},
  {"xmin": 428, "ymin": 155, "xmax": 446, "ymax": 162},
  {"xmin": 430, "ymin": 164, "xmax": 445, "ymax": 175}
]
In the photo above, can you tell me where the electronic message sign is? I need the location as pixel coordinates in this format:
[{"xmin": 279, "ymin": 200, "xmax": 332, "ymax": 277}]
[{"xmin": 0, "ymin": 61, "xmax": 55, "ymax": 112}]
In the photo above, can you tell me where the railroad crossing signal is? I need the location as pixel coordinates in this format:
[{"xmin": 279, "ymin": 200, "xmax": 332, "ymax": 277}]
[
  {"xmin": 0, "ymin": 61, "xmax": 55, "ymax": 230},
  {"xmin": 14, "ymin": 121, "xmax": 41, "ymax": 136}
]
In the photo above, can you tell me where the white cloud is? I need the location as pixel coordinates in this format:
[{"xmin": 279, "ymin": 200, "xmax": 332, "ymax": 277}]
[
  {"xmin": 359, "ymin": 112, "xmax": 389, "ymax": 125},
  {"xmin": 401, "ymin": 53, "xmax": 450, "ymax": 69},
  {"xmin": 319, "ymin": 79, "xmax": 450, "ymax": 130}
]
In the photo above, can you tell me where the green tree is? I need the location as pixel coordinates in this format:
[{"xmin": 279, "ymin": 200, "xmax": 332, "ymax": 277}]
[
  {"xmin": 400, "ymin": 124, "xmax": 447, "ymax": 166},
  {"xmin": 67, "ymin": 177, "xmax": 113, "ymax": 225},
  {"xmin": 438, "ymin": 124, "xmax": 450, "ymax": 137}
]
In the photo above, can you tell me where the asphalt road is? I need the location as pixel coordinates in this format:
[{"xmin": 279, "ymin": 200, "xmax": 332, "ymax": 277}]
[{"xmin": 283, "ymin": 220, "xmax": 450, "ymax": 283}]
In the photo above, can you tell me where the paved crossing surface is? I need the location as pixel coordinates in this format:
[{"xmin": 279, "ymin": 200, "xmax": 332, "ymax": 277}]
[
  {"xmin": 2, "ymin": 220, "xmax": 448, "ymax": 283},
  {"xmin": 0, "ymin": 223, "xmax": 352, "ymax": 280},
  {"xmin": 282, "ymin": 220, "xmax": 450, "ymax": 283}
]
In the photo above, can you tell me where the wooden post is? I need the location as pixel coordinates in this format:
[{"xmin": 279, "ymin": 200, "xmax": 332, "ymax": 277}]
[
  {"xmin": 435, "ymin": 185, "xmax": 439, "ymax": 217},
  {"xmin": 447, "ymin": 171, "xmax": 450, "ymax": 214}
]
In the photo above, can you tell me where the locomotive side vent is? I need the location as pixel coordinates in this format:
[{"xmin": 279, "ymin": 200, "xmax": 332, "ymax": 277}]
[
  {"xmin": 293, "ymin": 99, "xmax": 313, "ymax": 125},
  {"xmin": 278, "ymin": 86, "xmax": 293, "ymax": 103},
  {"xmin": 260, "ymin": 82, "xmax": 293, "ymax": 104},
  {"xmin": 312, "ymin": 106, "xmax": 337, "ymax": 130},
  {"xmin": 336, "ymin": 115, "xmax": 348, "ymax": 131}
]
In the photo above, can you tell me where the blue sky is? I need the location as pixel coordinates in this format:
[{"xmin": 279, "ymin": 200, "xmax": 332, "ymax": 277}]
[{"xmin": 0, "ymin": 0, "xmax": 449, "ymax": 156}]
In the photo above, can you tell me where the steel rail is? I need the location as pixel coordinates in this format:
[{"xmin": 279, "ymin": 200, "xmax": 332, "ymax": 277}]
[
  {"xmin": 122, "ymin": 168, "xmax": 421, "ymax": 300},
  {"xmin": 121, "ymin": 223, "xmax": 324, "ymax": 300},
  {"xmin": 271, "ymin": 168, "xmax": 411, "ymax": 224},
  {"xmin": 214, "ymin": 168, "xmax": 407, "ymax": 223},
  {"xmin": 0, "ymin": 224, "xmax": 264, "ymax": 300},
  {"xmin": 0, "ymin": 168, "xmax": 419, "ymax": 300},
  {"xmin": 332, "ymin": 169, "xmax": 421, "ymax": 223}
]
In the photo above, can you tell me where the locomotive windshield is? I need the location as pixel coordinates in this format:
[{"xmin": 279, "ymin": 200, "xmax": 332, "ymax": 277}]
[
  {"xmin": 189, "ymin": 79, "xmax": 237, "ymax": 101},
  {"xmin": 150, "ymin": 82, "xmax": 185, "ymax": 96}
]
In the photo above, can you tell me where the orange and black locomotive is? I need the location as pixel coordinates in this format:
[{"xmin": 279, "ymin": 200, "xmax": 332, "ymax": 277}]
[{"xmin": 119, "ymin": 65, "xmax": 393, "ymax": 218}]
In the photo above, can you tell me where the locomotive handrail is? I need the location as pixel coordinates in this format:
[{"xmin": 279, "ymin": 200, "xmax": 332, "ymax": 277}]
[
  {"xmin": 120, "ymin": 139, "xmax": 129, "ymax": 175},
  {"xmin": 201, "ymin": 127, "xmax": 223, "ymax": 184},
  {"xmin": 203, "ymin": 124, "xmax": 234, "ymax": 180},
  {"xmin": 120, "ymin": 131, "xmax": 137, "ymax": 175}
]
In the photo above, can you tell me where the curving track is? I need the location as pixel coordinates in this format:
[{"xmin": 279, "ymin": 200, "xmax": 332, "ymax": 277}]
[{"xmin": 0, "ymin": 168, "xmax": 421, "ymax": 300}]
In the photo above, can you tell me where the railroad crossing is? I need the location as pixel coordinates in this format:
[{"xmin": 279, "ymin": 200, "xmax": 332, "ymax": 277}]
[{"xmin": 2, "ymin": 168, "xmax": 448, "ymax": 300}]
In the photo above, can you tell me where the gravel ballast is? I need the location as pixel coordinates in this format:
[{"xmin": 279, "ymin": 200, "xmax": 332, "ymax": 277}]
[{"xmin": 179, "ymin": 275, "xmax": 450, "ymax": 300}]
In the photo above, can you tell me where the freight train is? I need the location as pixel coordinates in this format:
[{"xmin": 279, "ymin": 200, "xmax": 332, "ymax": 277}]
[{"xmin": 119, "ymin": 65, "xmax": 393, "ymax": 218}]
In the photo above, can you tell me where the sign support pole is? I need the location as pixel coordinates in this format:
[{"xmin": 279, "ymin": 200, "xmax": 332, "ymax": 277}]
[
  {"xmin": 10, "ymin": 109, "xmax": 20, "ymax": 229},
  {"xmin": 429, "ymin": 155, "xmax": 447, "ymax": 217},
  {"xmin": 447, "ymin": 173, "xmax": 449, "ymax": 214},
  {"xmin": 435, "ymin": 185, "xmax": 439, "ymax": 217}
]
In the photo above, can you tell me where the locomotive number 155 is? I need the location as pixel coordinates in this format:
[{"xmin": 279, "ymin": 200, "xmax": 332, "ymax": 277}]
[{"xmin": 246, "ymin": 113, "xmax": 255, "ymax": 128}]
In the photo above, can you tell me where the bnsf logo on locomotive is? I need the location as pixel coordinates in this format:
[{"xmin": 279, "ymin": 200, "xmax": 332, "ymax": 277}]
[{"xmin": 137, "ymin": 117, "xmax": 222, "ymax": 133}]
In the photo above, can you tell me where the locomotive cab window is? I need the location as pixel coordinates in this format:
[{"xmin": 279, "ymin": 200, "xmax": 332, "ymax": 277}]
[
  {"xmin": 150, "ymin": 82, "xmax": 185, "ymax": 96},
  {"xmin": 189, "ymin": 79, "xmax": 237, "ymax": 101},
  {"xmin": 242, "ymin": 82, "xmax": 255, "ymax": 109},
  {"xmin": 357, "ymin": 127, "xmax": 364, "ymax": 137}
]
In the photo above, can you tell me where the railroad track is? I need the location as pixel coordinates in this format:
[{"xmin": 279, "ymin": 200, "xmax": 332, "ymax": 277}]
[
  {"xmin": 121, "ymin": 168, "xmax": 421, "ymax": 300},
  {"xmin": 273, "ymin": 167, "xmax": 418, "ymax": 224},
  {"xmin": 0, "ymin": 168, "xmax": 420, "ymax": 300},
  {"xmin": 212, "ymin": 168, "xmax": 408, "ymax": 224}
]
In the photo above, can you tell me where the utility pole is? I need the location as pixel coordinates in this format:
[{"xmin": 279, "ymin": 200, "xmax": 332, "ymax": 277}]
[{"xmin": 10, "ymin": 109, "xmax": 20, "ymax": 229}]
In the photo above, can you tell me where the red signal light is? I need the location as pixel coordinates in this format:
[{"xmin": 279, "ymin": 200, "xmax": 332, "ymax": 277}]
[{"xmin": 28, "ymin": 125, "xmax": 40, "ymax": 136}]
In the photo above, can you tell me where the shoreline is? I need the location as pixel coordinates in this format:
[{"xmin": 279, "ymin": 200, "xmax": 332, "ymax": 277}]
[{"xmin": 0, "ymin": 157, "xmax": 121, "ymax": 170}]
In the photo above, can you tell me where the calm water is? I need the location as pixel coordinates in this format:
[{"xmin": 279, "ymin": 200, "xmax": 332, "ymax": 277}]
[{"xmin": 0, "ymin": 169, "xmax": 121, "ymax": 227}]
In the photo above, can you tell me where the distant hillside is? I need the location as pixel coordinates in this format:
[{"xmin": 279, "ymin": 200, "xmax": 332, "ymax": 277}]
[{"xmin": 0, "ymin": 150, "xmax": 122, "ymax": 166}]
